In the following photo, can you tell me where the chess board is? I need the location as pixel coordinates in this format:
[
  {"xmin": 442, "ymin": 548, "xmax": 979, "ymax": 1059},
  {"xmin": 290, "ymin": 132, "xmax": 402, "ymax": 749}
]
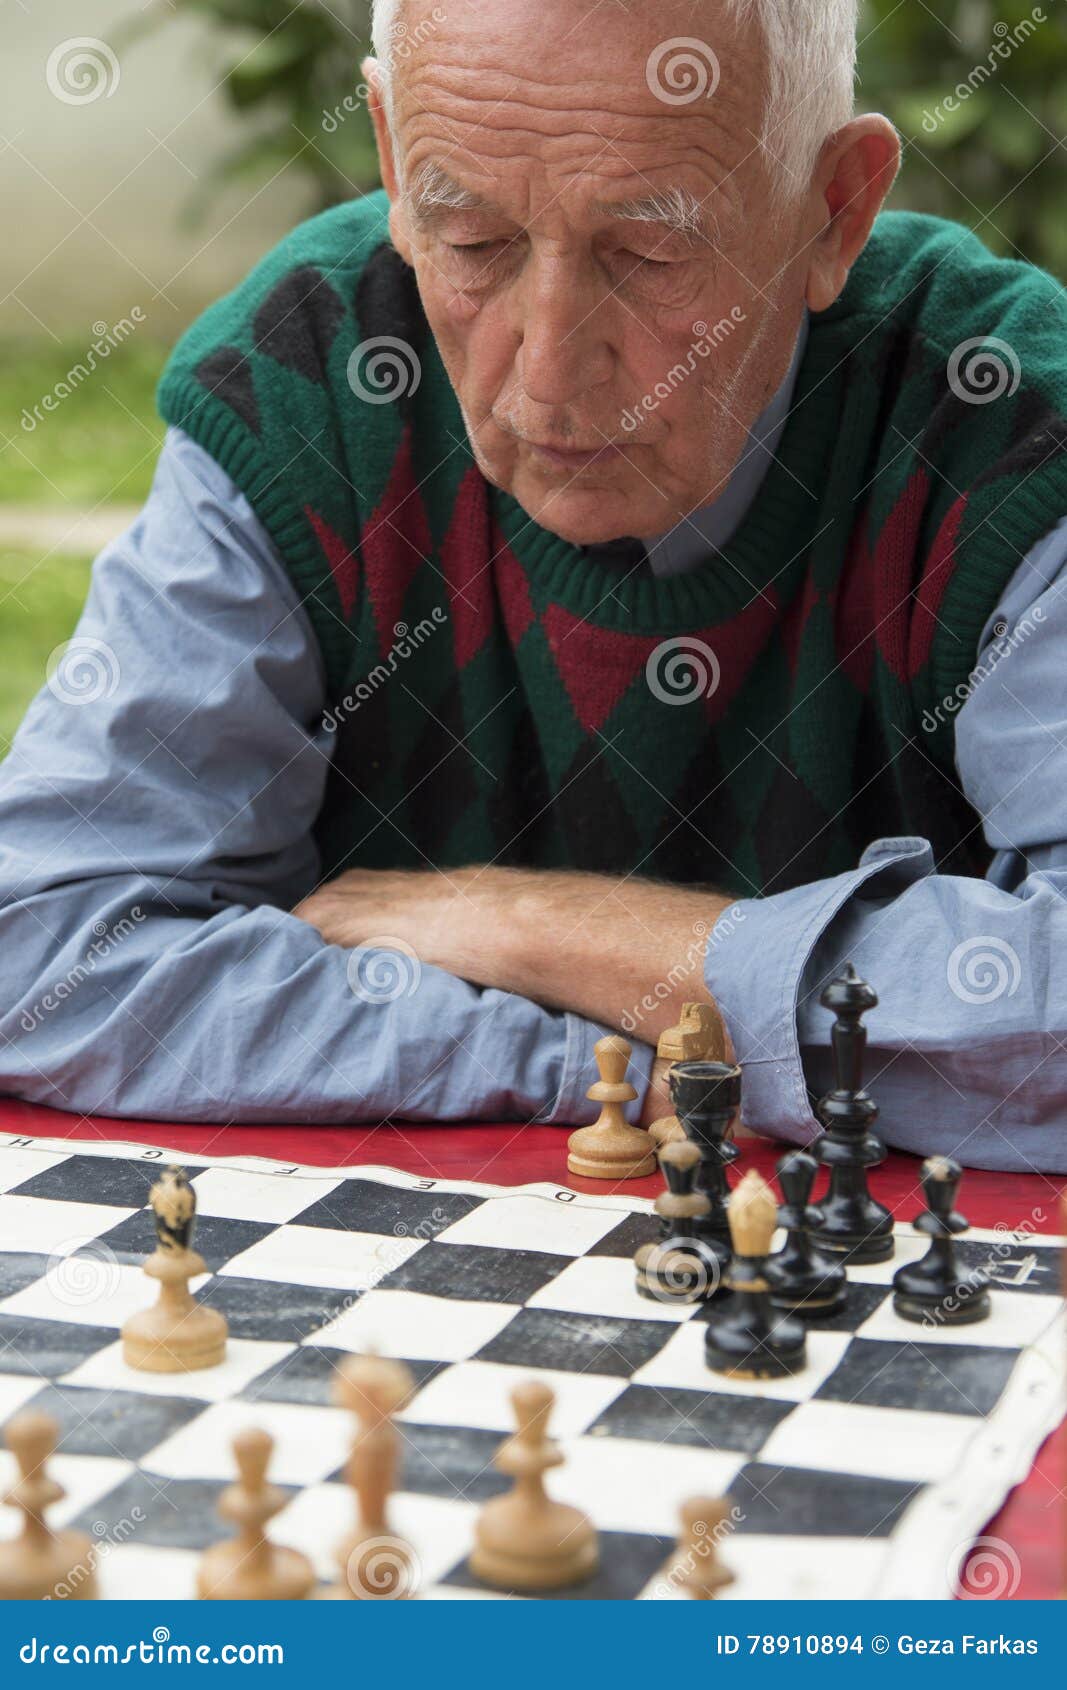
[{"xmin": 0, "ymin": 1135, "xmax": 1062, "ymax": 1602}]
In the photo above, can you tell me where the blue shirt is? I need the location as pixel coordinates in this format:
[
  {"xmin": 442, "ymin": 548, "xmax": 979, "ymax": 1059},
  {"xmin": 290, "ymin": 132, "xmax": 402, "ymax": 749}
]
[{"xmin": 1, "ymin": 420, "xmax": 1066, "ymax": 1170}]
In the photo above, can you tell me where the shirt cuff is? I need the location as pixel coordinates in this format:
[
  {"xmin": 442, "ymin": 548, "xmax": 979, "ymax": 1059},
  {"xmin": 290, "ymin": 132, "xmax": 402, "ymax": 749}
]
[
  {"xmin": 540, "ymin": 1012, "xmax": 656, "ymax": 1126},
  {"xmin": 703, "ymin": 839, "xmax": 935, "ymax": 1143}
]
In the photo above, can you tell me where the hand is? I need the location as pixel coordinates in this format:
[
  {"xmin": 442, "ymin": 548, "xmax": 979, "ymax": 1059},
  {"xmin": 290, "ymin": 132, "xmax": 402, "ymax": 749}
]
[{"xmin": 293, "ymin": 865, "xmax": 732, "ymax": 1045}]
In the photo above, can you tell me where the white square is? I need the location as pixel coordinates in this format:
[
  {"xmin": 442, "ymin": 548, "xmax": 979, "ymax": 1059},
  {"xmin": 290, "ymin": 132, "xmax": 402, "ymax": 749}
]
[
  {"xmin": 640, "ymin": 1533, "xmax": 889, "ymax": 1601},
  {"xmin": 146, "ymin": 1399, "xmax": 350, "ymax": 1486},
  {"xmin": 558, "ymin": 1435, "xmax": 744, "ymax": 1534},
  {"xmin": 98, "ymin": 1543, "xmax": 198, "ymax": 1601},
  {"xmin": 1, "ymin": 1262, "xmax": 166, "ymax": 1330},
  {"xmin": 219, "ymin": 1225, "xmax": 424, "ymax": 1293},
  {"xmin": 526, "ymin": 1256, "xmax": 695, "ymax": 1323},
  {"xmin": 856, "ymin": 1289, "xmax": 1063, "ymax": 1349},
  {"xmin": 758, "ymin": 1398, "xmax": 980, "ymax": 1483},
  {"xmin": 280, "ymin": 1483, "xmax": 477, "ymax": 1591},
  {"xmin": 191, "ymin": 1167, "xmax": 345, "ymax": 1225},
  {"xmin": 435, "ymin": 1194, "xmax": 624, "ymax": 1257},
  {"xmin": 635, "ymin": 1321, "xmax": 853, "ymax": 1401},
  {"xmin": 63, "ymin": 1337, "xmax": 294, "ymax": 1402},
  {"xmin": 0, "ymin": 1146, "xmax": 72, "ymax": 1193},
  {"xmin": 400, "ymin": 1360, "xmax": 626, "ymax": 1438},
  {"xmin": 0, "ymin": 1373, "xmax": 51, "ymax": 1422},
  {"xmin": 0, "ymin": 1195, "xmax": 133, "ymax": 1256},
  {"xmin": 307, "ymin": 1289, "xmax": 520, "ymax": 1362}
]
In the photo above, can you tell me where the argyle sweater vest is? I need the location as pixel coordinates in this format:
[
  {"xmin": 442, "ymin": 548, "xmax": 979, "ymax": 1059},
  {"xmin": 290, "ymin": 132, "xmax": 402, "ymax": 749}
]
[{"xmin": 158, "ymin": 192, "xmax": 1067, "ymax": 899}]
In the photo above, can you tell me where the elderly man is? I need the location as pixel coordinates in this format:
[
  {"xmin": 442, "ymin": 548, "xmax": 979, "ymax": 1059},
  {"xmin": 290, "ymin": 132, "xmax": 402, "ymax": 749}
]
[{"xmin": 1, "ymin": 0, "xmax": 1065, "ymax": 1172}]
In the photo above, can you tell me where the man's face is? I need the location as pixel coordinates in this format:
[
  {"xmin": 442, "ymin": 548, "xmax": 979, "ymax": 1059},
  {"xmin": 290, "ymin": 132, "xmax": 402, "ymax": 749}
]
[{"xmin": 383, "ymin": 0, "xmax": 817, "ymax": 545}]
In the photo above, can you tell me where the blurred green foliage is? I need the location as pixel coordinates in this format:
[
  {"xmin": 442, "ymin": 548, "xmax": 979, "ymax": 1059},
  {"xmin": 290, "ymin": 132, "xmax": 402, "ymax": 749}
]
[
  {"xmin": 860, "ymin": 0, "xmax": 1067, "ymax": 276},
  {"xmin": 132, "ymin": 0, "xmax": 1067, "ymax": 272}
]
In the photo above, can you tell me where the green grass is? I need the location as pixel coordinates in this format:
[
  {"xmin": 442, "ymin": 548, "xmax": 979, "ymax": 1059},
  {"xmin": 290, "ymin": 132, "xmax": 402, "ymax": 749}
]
[
  {"xmin": 0, "ymin": 550, "xmax": 94, "ymax": 754},
  {"xmin": 0, "ymin": 337, "xmax": 166, "ymax": 506}
]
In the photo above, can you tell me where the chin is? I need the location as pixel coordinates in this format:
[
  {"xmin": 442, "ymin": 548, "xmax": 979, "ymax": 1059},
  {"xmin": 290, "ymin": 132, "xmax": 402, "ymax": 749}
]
[{"xmin": 507, "ymin": 472, "xmax": 658, "ymax": 548}]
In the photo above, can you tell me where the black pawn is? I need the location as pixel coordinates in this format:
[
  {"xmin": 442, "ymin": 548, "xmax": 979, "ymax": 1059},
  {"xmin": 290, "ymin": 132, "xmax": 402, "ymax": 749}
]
[
  {"xmin": 766, "ymin": 1151, "xmax": 848, "ymax": 1317},
  {"xmin": 893, "ymin": 1157, "xmax": 991, "ymax": 1326},
  {"xmin": 809, "ymin": 966, "xmax": 894, "ymax": 1264},
  {"xmin": 635, "ymin": 1139, "xmax": 727, "ymax": 1303},
  {"xmin": 669, "ymin": 1061, "xmax": 741, "ymax": 1252},
  {"xmin": 705, "ymin": 1170, "xmax": 807, "ymax": 1379}
]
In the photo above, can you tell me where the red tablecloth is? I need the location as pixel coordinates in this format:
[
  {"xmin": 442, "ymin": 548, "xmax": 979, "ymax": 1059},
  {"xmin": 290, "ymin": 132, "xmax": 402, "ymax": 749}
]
[{"xmin": 0, "ymin": 1097, "xmax": 1062, "ymax": 1600}]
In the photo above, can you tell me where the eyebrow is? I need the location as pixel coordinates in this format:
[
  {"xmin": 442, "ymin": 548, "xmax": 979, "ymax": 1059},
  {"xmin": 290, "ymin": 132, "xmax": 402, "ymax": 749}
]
[{"xmin": 407, "ymin": 165, "xmax": 714, "ymax": 244}]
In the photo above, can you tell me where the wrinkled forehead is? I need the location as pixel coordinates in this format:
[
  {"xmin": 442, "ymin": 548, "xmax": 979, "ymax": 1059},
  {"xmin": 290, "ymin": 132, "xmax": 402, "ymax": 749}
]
[{"xmin": 386, "ymin": 0, "xmax": 770, "ymax": 212}]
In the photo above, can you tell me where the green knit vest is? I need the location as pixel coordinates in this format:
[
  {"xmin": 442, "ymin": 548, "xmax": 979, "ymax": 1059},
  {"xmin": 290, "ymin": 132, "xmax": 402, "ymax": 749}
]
[{"xmin": 158, "ymin": 192, "xmax": 1067, "ymax": 899}]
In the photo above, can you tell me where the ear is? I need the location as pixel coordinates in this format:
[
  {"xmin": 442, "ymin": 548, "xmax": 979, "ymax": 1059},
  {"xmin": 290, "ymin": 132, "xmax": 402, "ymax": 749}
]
[
  {"xmin": 362, "ymin": 56, "xmax": 414, "ymax": 265},
  {"xmin": 805, "ymin": 115, "xmax": 901, "ymax": 314}
]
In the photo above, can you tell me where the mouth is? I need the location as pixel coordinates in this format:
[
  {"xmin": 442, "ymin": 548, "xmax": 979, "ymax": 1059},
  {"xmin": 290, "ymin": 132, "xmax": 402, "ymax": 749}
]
[{"xmin": 523, "ymin": 440, "xmax": 628, "ymax": 473}]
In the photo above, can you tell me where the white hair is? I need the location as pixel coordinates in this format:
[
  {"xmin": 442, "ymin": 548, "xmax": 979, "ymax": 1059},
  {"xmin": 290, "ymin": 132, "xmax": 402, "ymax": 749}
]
[{"xmin": 370, "ymin": 0, "xmax": 858, "ymax": 192}]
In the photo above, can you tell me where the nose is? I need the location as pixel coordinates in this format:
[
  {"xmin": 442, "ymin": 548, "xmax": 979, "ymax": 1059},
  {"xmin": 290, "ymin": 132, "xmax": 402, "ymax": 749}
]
[{"xmin": 517, "ymin": 253, "xmax": 613, "ymax": 408}]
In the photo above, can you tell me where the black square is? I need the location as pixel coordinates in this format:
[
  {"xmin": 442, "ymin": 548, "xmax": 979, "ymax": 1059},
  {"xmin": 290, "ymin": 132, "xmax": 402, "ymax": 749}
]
[
  {"xmin": 954, "ymin": 1239, "xmax": 1062, "ymax": 1298},
  {"xmin": 197, "ymin": 1276, "xmax": 355, "ymax": 1343},
  {"xmin": 10, "ymin": 1155, "xmax": 206, "ymax": 1209},
  {"xmin": 291, "ymin": 1181, "xmax": 482, "ymax": 1238},
  {"xmin": 729, "ymin": 1461, "xmax": 920, "ymax": 1537},
  {"xmin": 86, "ymin": 1212, "xmax": 276, "ymax": 1272},
  {"xmin": 0, "ymin": 1253, "xmax": 51, "ymax": 1301},
  {"xmin": 377, "ymin": 1242, "xmax": 564, "ymax": 1304},
  {"xmin": 240, "ymin": 1347, "xmax": 444, "ymax": 1408},
  {"xmin": 69, "ymin": 1472, "xmax": 235, "ymax": 1551},
  {"xmin": 586, "ymin": 1213, "xmax": 660, "ymax": 1259},
  {"xmin": 441, "ymin": 1529, "xmax": 673, "ymax": 1599},
  {"xmin": 476, "ymin": 1308, "xmax": 673, "ymax": 1377},
  {"xmin": 0, "ymin": 1314, "xmax": 114, "ymax": 1377},
  {"xmin": 815, "ymin": 1337, "xmax": 1017, "ymax": 1416},
  {"xmin": 19, "ymin": 1383, "xmax": 206, "ymax": 1461},
  {"xmin": 395, "ymin": 1421, "xmax": 510, "ymax": 1502},
  {"xmin": 589, "ymin": 1383, "xmax": 796, "ymax": 1454}
]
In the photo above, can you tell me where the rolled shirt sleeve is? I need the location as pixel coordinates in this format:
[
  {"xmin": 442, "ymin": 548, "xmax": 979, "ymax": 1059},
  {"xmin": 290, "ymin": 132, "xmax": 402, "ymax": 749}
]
[{"xmin": 704, "ymin": 516, "xmax": 1067, "ymax": 1175}]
